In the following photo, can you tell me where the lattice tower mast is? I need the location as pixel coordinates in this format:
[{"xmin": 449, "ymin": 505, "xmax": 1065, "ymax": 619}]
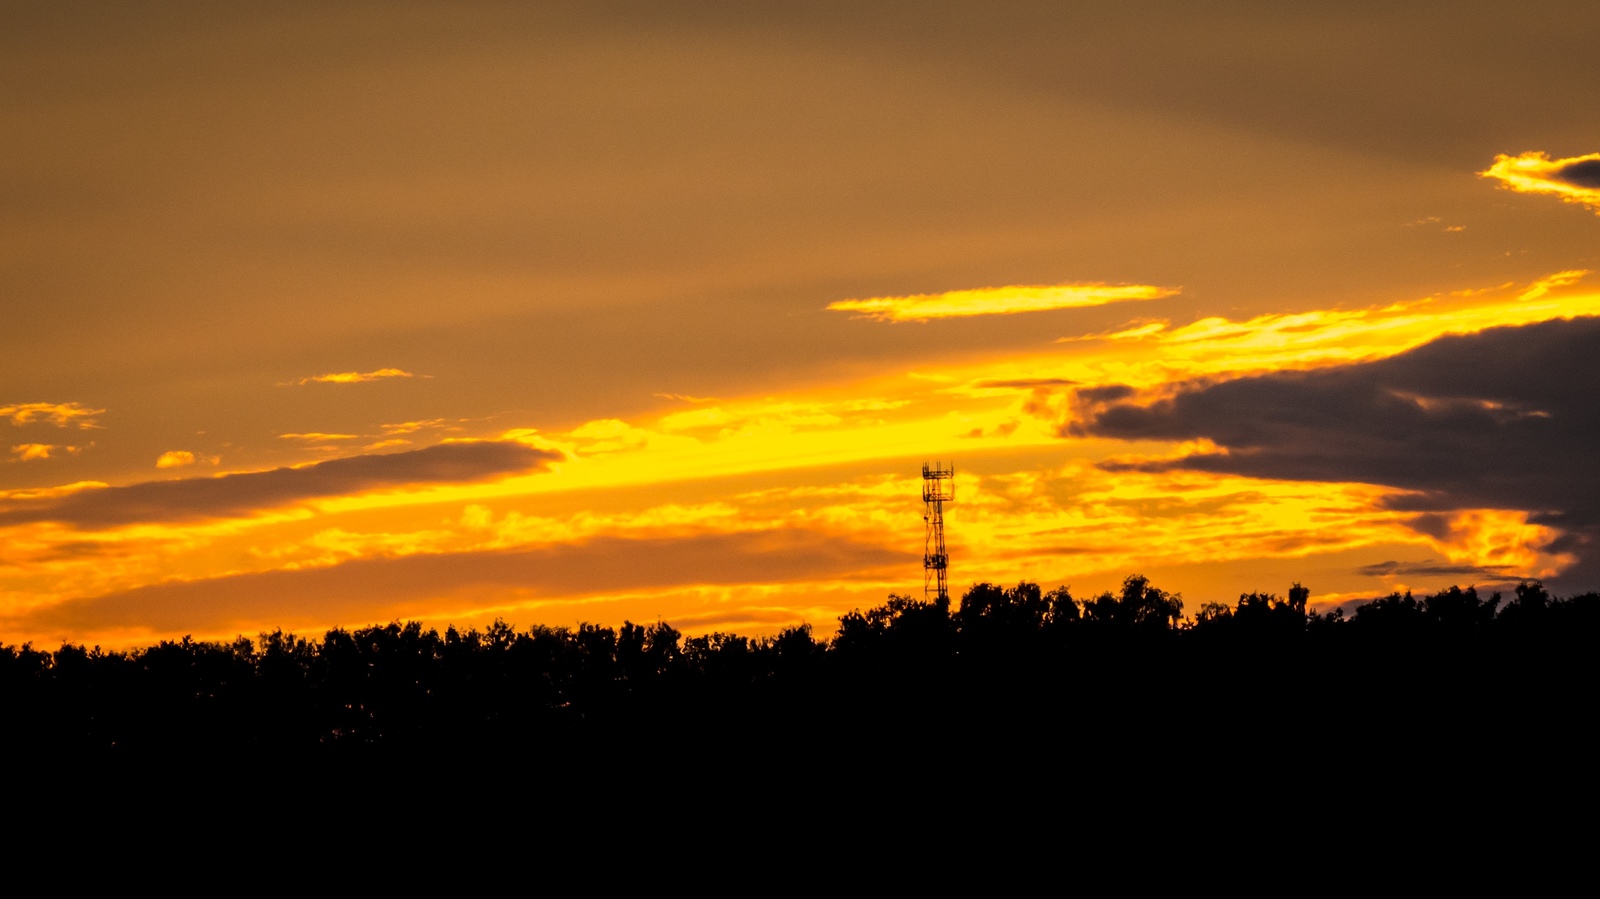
[{"xmin": 922, "ymin": 462, "xmax": 954, "ymax": 603}]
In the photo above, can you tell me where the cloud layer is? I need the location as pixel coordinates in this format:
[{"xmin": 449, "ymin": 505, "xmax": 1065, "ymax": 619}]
[
  {"xmin": 0, "ymin": 441, "xmax": 560, "ymax": 530},
  {"xmin": 827, "ymin": 283, "xmax": 1178, "ymax": 322},
  {"xmin": 1074, "ymin": 317, "xmax": 1600, "ymax": 588}
]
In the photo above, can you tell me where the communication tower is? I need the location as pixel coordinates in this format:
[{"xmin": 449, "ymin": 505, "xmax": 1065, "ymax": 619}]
[{"xmin": 922, "ymin": 461, "xmax": 954, "ymax": 603}]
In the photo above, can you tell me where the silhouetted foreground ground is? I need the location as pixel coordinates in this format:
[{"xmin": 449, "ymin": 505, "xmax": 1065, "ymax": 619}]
[{"xmin": 4, "ymin": 577, "xmax": 1596, "ymax": 768}]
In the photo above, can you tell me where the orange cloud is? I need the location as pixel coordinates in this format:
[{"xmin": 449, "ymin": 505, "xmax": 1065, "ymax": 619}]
[
  {"xmin": 156, "ymin": 451, "xmax": 218, "ymax": 469},
  {"xmin": 1, "ymin": 402, "xmax": 103, "ymax": 429},
  {"xmin": 10, "ymin": 444, "xmax": 79, "ymax": 461},
  {"xmin": 279, "ymin": 433, "xmax": 360, "ymax": 441},
  {"xmin": 827, "ymin": 282, "xmax": 1179, "ymax": 322},
  {"xmin": 1481, "ymin": 151, "xmax": 1600, "ymax": 213},
  {"xmin": 1420, "ymin": 509, "xmax": 1563, "ymax": 575},
  {"xmin": 291, "ymin": 368, "xmax": 420, "ymax": 385}
]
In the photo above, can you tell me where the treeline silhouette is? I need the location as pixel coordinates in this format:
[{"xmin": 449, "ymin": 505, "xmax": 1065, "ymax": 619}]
[{"xmin": 4, "ymin": 576, "xmax": 1595, "ymax": 763}]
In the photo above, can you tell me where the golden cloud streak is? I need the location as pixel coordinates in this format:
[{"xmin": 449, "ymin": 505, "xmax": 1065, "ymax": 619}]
[
  {"xmin": 292, "ymin": 368, "xmax": 419, "ymax": 385},
  {"xmin": 1034, "ymin": 270, "xmax": 1600, "ymax": 388},
  {"xmin": 0, "ymin": 481, "xmax": 107, "ymax": 502},
  {"xmin": 827, "ymin": 282, "xmax": 1179, "ymax": 322},
  {"xmin": 382, "ymin": 418, "xmax": 464, "ymax": 436},
  {"xmin": 1, "ymin": 402, "xmax": 103, "ymax": 429},
  {"xmin": 1480, "ymin": 151, "xmax": 1600, "ymax": 213}
]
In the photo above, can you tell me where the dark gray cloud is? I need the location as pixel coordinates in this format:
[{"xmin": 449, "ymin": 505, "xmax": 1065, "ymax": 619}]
[
  {"xmin": 1075, "ymin": 384, "xmax": 1137, "ymax": 404},
  {"xmin": 972, "ymin": 378, "xmax": 1077, "ymax": 389},
  {"xmin": 9, "ymin": 529, "xmax": 907, "ymax": 636},
  {"xmin": 1073, "ymin": 317, "xmax": 1600, "ymax": 590},
  {"xmin": 0, "ymin": 441, "xmax": 560, "ymax": 529},
  {"xmin": 1555, "ymin": 158, "xmax": 1600, "ymax": 189},
  {"xmin": 1355, "ymin": 560, "xmax": 1516, "ymax": 579}
]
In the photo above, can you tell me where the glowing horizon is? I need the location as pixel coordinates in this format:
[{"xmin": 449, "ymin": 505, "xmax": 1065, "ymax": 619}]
[{"xmin": 3, "ymin": 268, "xmax": 1594, "ymax": 647}]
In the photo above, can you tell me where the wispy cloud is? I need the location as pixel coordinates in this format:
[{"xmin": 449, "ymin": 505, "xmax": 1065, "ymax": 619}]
[
  {"xmin": 1405, "ymin": 216, "xmax": 1465, "ymax": 232},
  {"xmin": 0, "ymin": 441, "xmax": 561, "ymax": 530},
  {"xmin": 827, "ymin": 282, "xmax": 1179, "ymax": 322},
  {"xmin": 279, "ymin": 432, "xmax": 360, "ymax": 441},
  {"xmin": 1518, "ymin": 269, "xmax": 1589, "ymax": 301},
  {"xmin": 1481, "ymin": 151, "xmax": 1600, "ymax": 214},
  {"xmin": 381, "ymin": 418, "xmax": 463, "ymax": 436},
  {"xmin": 287, "ymin": 368, "xmax": 423, "ymax": 386},
  {"xmin": 1, "ymin": 402, "xmax": 104, "ymax": 429}
]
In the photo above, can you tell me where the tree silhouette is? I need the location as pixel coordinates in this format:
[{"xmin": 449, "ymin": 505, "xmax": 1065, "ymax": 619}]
[
  {"xmin": 2, "ymin": 574, "xmax": 1595, "ymax": 764},
  {"xmin": 1082, "ymin": 574, "xmax": 1183, "ymax": 631}
]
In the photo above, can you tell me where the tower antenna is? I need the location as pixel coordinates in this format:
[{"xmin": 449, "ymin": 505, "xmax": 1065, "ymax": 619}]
[{"xmin": 922, "ymin": 461, "xmax": 954, "ymax": 603}]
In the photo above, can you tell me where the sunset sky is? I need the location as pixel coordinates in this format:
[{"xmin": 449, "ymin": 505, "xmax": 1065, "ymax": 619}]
[{"xmin": 5, "ymin": 1, "xmax": 1600, "ymax": 647}]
